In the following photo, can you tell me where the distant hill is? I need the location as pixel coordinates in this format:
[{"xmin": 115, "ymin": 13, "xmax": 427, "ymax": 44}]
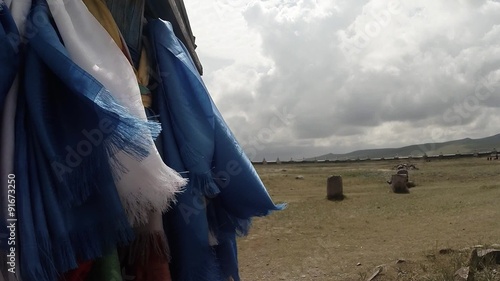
[{"xmin": 307, "ymin": 133, "xmax": 500, "ymax": 161}]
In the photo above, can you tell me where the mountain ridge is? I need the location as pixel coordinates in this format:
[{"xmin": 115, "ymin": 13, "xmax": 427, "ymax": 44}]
[{"xmin": 307, "ymin": 133, "xmax": 500, "ymax": 161}]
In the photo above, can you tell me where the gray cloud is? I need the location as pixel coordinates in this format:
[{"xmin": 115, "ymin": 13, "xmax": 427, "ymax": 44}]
[{"xmin": 186, "ymin": 0, "xmax": 500, "ymax": 159}]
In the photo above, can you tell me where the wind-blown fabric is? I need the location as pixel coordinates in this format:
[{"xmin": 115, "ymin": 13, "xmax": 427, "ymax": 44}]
[
  {"xmin": 45, "ymin": 0, "xmax": 186, "ymax": 226},
  {"xmin": 80, "ymin": 4, "xmax": 176, "ymax": 280},
  {"xmin": 12, "ymin": 1, "xmax": 157, "ymax": 279},
  {"xmin": 146, "ymin": 19, "xmax": 285, "ymax": 281}
]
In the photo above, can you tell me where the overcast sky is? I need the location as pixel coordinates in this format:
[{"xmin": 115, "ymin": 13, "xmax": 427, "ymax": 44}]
[{"xmin": 183, "ymin": 0, "xmax": 500, "ymax": 161}]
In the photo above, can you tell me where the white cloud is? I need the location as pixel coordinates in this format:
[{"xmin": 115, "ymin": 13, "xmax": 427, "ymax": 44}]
[{"xmin": 184, "ymin": 0, "xmax": 500, "ymax": 159}]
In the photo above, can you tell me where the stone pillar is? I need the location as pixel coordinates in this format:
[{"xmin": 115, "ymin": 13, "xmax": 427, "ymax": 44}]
[
  {"xmin": 396, "ymin": 169, "xmax": 409, "ymax": 180},
  {"xmin": 390, "ymin": 174, "xmax": 409, "ymax": 193},
  {"xmin": 327, "ymin": 175, "xmax": 344, "ymax": 200}
]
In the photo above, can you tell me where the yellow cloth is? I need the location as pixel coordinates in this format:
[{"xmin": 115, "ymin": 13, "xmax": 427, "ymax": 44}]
[
  {"xmin": 82, "ymin": 0, "xmax": 125, "ymax": 55},
  {"xmin": 83, "ymin": 0, "xmax": 151, "ymax": 108},
  {"xmin": 137, "ymin": 48, "xmax": 152, "ymax": 108}
]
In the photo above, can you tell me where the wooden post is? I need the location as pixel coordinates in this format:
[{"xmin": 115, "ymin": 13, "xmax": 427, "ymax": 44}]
[{"xmin": 327, "ymin": 175, "xmax": 344, "ymax": 200}]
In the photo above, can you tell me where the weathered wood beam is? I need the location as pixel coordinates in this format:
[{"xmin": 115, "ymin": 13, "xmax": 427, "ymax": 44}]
[{"xmin": 145, "ymin": 0, "xmax": 203, "ymax": 75}]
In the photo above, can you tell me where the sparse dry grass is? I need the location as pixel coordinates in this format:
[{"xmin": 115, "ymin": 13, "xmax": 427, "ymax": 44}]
[{"xmin": 237, "ymin": 158, "xmax": 500, "ymax": 280}]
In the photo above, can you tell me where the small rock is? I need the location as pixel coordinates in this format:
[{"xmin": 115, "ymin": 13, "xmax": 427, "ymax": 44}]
[
  {"xmin": 406, "ymin": 181, "xmax": 416, "ymax": 188},
  {"xmin": 367, "ymin": 266, "xmax": 383, "ymax": 281},
  {"xmin": 301, "ymin": 275, "xmax": 306, "ymax": 278},
  {"xmin": 356, "ymin": 262, "xmax": 361, "ymax": 266},
  {"xmin": 454, "ymin": 266, "xmax": 470, "ymax": 281},
  {"xmin": 476, "ymin": 249, "xmax": 500, "ymax": 266},
  {"xmin": 296, "ymin": 175, "xmax": 304, "ymax": 180},
  {"xmin": 396, "ymin": 259, "xmax": 406, "ymax": 264}
]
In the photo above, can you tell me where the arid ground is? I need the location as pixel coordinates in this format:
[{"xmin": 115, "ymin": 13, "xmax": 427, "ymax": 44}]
[{"xmin": 237, "ymin": 158, "xmax": 500, "ymax": 280}]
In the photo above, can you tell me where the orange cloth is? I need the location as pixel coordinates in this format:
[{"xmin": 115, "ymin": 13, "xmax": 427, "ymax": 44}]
[
  {"xmin": 121, "ymin": 233, "xmax": 172, "ymax": 281},
  {"xmin": 61, "ymin": 261, "xmax": 94, "ymax": 281},
  {"xmin": 82, "ymin": 0, "xmax": 132, "ymax": 62}
]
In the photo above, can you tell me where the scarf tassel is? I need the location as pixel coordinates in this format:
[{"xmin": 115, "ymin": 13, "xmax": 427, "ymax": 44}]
[
  {"xmin": 122, "ymin": 231, "xmax": 170, "ymax": 266},
  {"xmin": 190, "ymin": 172, "xmax": 220, "ymax": 198},
  {"xmin": 51, "ymin": 87, "xmax": 164, "ymax": 207},
  {"xmin": 117, "ymin": 164, "xmax": 186, "ymax": 226}
]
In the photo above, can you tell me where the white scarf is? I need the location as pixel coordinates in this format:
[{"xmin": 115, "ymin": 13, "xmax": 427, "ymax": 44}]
[
  {"xmin": 46, "ymin": 0, "xmax": 186, "ymax": 225},
  {"xmin": 5, "ymin": 0, "xmax": 31, "ymax": 38}
]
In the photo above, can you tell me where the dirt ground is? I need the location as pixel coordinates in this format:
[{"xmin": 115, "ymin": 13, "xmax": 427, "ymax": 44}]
[{"xmin": 237, "ymin": 158, "xmax": 500, "ymax": 280}]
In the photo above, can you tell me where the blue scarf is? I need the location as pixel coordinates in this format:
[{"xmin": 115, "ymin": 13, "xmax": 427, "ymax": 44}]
[
  {"xmin": 13, "ymin": 1, "xmax": 165, "ymax": 279},
  {"xmin": 146, "ymin": 19, "xmax": 285, "ymax": 281}
]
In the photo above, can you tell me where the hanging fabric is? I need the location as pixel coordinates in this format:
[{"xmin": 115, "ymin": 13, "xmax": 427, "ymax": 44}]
[
  {"xmin": 146, "ymin": 19, "xmax": 284, "ymax": 218},
  {"xmin": 13, "ymin": 1, "xmax": 160, "ymax": 279},
  {"xmin": 45, "ymin": 0, "xmax": 186, "ymax": 226},
  {"xmin": 2, "ymin": 1, "xmax": 284, "ymax": 280},
  {"xmin": 80, "ymin": 3, "xmax": 175, "ymax": 280},
  {"xmin": 146, "ymin": 19, "xmax": 285, "ymax": 281}
]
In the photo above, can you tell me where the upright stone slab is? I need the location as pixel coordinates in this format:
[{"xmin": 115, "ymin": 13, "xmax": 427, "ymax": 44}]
[
  {"xmin": 390, "ymin": 174, "xmax": 409, "ymax": 193},
  {"xmin": 327, "ymin": 175, "xmax": 344, "ymax": 200},
  {"xmin": 396, "ymin": 169, "xmax": 409, "ymax": 179}
]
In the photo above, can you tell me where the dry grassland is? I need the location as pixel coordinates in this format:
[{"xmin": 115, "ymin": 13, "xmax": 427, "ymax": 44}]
[{"xmin": 238, "ymin": 158, "xmax": 500, "ymax": 280}]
